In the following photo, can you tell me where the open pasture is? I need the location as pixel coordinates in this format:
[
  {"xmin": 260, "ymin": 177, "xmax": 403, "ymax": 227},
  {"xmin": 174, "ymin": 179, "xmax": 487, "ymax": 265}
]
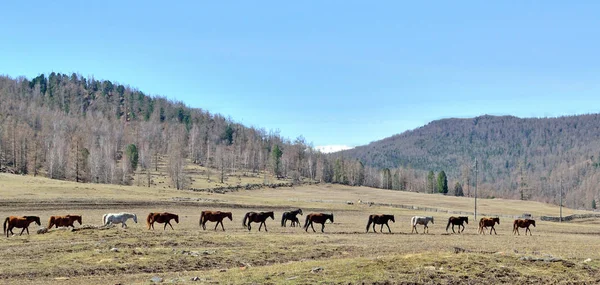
[{"xmin": 1, "ymin": 174, "xmax": 600, "ymax": 284}]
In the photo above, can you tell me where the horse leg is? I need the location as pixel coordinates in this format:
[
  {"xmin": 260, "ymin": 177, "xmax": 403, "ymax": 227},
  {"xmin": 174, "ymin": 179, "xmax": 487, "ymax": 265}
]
[
  {"xmin": 19, "ymin": 227, "xmax": 26, "ymax": 236},
  {"xmin": 386, "ymin": 223, "xmax": 392, "ymax": 233},
  {"xmin": 311, "ymin": 222, "xmax": 316, "ymax": 232},
  {"xmin": 452, "ymin": 224, "xmax": 456, "ymax": 233},
  {"xmin": 220, "ymin": 221, "xmax": 225, "ymax": 231},
  {"xmin": 321, "ymin": 223, "xmax": 325, "ymax": 233},
  {"xmin": 26, "ymin": 227, "xmax": 30, "ymax": 235},
  {"xmin": 214, "ymin": 222, "xmax": 218, "ymax": 231},
  {"xmin": 412, "ymin": 225, "xmax": 417, "ymax": 234},
  {"xmin": 425, "ymin": 225, "xmax": 428, "ymax": 234},
  {"xmin": 259, "ymin": 222, "xmax": 263, "ymax": 232},
  {"xmin": 169, "ymin": 222, "xmax": 175, "ymax": 230},
  {"xmin": 264, "ymin": 222, "xmax": 268, "ymax": 232}
]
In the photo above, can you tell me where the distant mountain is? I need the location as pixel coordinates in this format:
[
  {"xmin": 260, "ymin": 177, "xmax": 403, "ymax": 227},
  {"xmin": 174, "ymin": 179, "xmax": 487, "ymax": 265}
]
[{"xmin": 341, "ymin": 114, "xmax": 600, "ymax": 208}]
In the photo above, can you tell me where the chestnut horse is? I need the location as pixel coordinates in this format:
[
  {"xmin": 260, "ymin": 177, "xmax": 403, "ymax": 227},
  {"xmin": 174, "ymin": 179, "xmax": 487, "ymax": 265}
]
[
  {"xmin": 243, "ymin": 211, "xmax": 275, "ymax": 232},
  {"xmin": 513, "ymin": 219, "xmax": 536, "ymax": 235},
  {"xmin": 446, "ymin": 216, "xmax": 468, "ymax": 233},
  {"xmin": 304, "ymin": 213, "xmax": 334, "ymax": 233},
  {"xmin": 479, "ymin": 217, "xmax": 500, "ymax": 235},
  {"xmin": 147, "ymin": 212, "xmax": 179, "ymax": 230},
  {"xmin": 48, "ymin": 215, "xmax": 82, "ymax": 229},
  {"xmin": 199, "ymin": 211, "xmax": 232, "ymax": 231},
  {"xmin": 366, "ymin": 214, "xmax": 395, "ymax": 233},
  {"xmin": 281, "ymin": 209, "xmax": 303, "ymax": 227},
  {"xmin": 4, "ymin": 216, "xmax": 41, "ymax": 237}
]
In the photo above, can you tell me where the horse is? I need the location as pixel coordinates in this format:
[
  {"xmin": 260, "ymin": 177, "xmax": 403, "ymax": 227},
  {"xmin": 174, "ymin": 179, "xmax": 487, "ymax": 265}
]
[
  {"xmin": 199, "ymin": 211, "xmax": 233, "ymax": 231},
  {"xmin": 243, "ymin": 211, "xmax": 275, "ymax": 232},
  {"xmin": 147, "ymin": 212, "xmax": 179, "ymax": 230},
  {"xmin": 48, "ymin": 215, "xmax": 82, "ymax": 229},
  {"xmin": 304, "ymin": 213, "xmax": 334, "ymax": 233},
  {"xmin": 4, "ymin": 216, "xmax": 41, "ymax": 237},
  {"xmin": 411, "ymin": 216, "xmax": 434, "ymax": 234},
  {"xmin": 102, "ymin": 212, "xmax": 138, "ymax": 228},
  {"xmin": 479, "ymin": 217, "xmax": 500, "ymax": 235},
  {"xmin": 281, "ymin": 209, "xmax": 303, "ymax": 227},
  {"xmin": 446, "ymin": 216, "xmax": 468, "ymax": 233},
  {"xmin": 513, "ymin": 219, "xmax": 536, "ymax": 235},
  {"xmin": 366, "ymin": 214, "xmax": 395, "ymax": 233}
]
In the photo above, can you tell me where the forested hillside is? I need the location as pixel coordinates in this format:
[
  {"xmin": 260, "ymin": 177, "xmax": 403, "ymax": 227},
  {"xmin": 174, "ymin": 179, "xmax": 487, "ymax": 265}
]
[
  {"xmin": 341, "ymin": 115, "xmax": 600, "ymax": 209},
  {"xmin": 0, "ymin": 73, "xmax": 384, "ymax": 191}
]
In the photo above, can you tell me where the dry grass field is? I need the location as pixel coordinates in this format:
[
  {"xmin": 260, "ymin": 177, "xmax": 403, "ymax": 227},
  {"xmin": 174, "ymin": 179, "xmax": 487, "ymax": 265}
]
[{"xmin": 1, "ymin": 173, "xmax": 600, "ymax": 284}]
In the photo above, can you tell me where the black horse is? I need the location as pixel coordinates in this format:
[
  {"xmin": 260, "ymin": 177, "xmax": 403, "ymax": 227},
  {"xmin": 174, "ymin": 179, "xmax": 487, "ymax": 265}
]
[
  {"xmin": 366, "ymin": 214, "xmax": 395, "ymax": 233},
  {"xmin": 281, "ymin": 209, "xmax": 303, "ymax": 227},
  {"xmin": 446, "ymin": 216, "xmax": 469, "ymax": 233},
  {"xmin": 243, "ymin": 211, "xmax": 275, "ymax": 232}
]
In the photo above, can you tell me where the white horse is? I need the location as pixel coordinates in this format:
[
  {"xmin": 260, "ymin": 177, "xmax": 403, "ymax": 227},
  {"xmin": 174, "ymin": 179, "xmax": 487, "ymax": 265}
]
[
  {"xmin": 102, "ymin": 212, "xmax": 138, "ymax": 228},
  {"xmin": 411, "ymin": 216, "xmax": 434, "ymax": 234}
]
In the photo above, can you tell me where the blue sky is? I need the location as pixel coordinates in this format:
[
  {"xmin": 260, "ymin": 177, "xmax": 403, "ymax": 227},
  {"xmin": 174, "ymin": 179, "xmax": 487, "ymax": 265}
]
[{"xmin": 2, "ymin": 2, "xmax": 600, "ymax": 149}]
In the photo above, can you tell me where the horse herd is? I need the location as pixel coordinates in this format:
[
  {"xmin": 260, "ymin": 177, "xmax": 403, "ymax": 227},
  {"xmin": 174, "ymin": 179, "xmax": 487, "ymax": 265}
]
[{"xmin": 2, "ymin": 210, "xmax": 537, "ymax": 238}]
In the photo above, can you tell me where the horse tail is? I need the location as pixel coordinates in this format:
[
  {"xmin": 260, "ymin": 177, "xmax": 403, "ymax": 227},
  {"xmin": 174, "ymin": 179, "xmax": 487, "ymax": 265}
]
[
  {"xmin": 242, "ymin": 212, "xmax": 249, "ymax": 227},
  {"xmin": 102, "ymin": 214, "xmax": 107, "ymax": 225},
  {"xmin": 199, "ymin": 212, "xmax": 206, "ymax": 226},
  {"xmin": 446, "ymin": 219, "xmax": 451, "ymax": 232},
  {"xmin": 146, "ymin": 213, "xmax": 153, "ymax": 228},
  {"xmin": 303, "ymin": 215, "xmax": 310, "ymax": 229},
  {"xmin": 366, "ymin": 216, "xmax": 373, "ymax": 232},
  {"xmin": 48, "ymin": 216, "xmax": 55, "ymax": 229},
  {"xmin": 410, "ymin": 216, "xmax": 415, "ymax": 227},
  {"xmin": 3, "ymin": 217, "xmax": 8, "ymax": 235},
  {"xmin": 281, "ymin": 213, "xmax": 287, "ymax": 227}
]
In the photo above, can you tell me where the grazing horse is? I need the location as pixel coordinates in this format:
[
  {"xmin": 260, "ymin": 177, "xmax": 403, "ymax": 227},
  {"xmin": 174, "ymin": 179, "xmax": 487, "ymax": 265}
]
[
  {"xmin": 446, "ymin": 216, "xmax": 468, "ymax": 233},
  {"xmin": 281, "ymin": 209, "xmax": 303, "ymax": 227},
  {"xmin": 479, "ymin": 217, "xmax": 500, "ymax": 235},
  {"xmin": 366, "ymin": 214, "xmax": 395, "ymax": 233},
  {"xmin": 48, "ymin": 215, "xmax": 82, "ymax": 229},
  {"xmin": 513, "ymin": 219, "xmax": 536, "ymax": 236},
  {"xmin": 199, "ymin": 211, "xmax": 233, "ymax": 231},
  {"xmin": 304, "ymin": 213, "xmax": 334, "ymax": 233},
  {"xmin": 411, "ymin": 216, "xmax": 434, "ymax": 234},
  {"xmin": 243, "ymin": 211, "xmax": 275, "ymax": 232},
  {"xmin": 102, "ymin": 212, "xmax": 137, "ymax": 228},
  {"xmin": 4, "ymin": 216, "xmax": 41, "ymax": 237},
  {"xmin": 147, "ymin": 212, "xmax": 179, "ymax": 230}
]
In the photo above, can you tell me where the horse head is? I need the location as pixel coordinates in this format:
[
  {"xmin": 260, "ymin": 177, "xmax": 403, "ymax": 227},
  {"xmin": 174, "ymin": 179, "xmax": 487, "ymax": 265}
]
[
  {"xmin": 390, "ymin": 215, "xmax": 395, "ymax": 223},
  {"xmin": 31, "ymin": 216, "xmax": 41, "ymax": 226},
  {"xmin": 75, "ymin": 215, "xmax": 82, "ymax": 225},
  {"xmin": 329, "ymin": 213, "xmax": 334, "ymax": 223},
  {"xmin": 174, "ymin": 214, "xmax": 179, "ymax": 224},
  {"xmin": 429, "ymin": 216, "xmax": 434, "ymax": 224},
  {"xmin": 268, "ymin": 212, "xmax": 275, "ymax": 220},
  {"xmin": 226, "ymin": 212, "xmax": 233, "ymax": 221},
  {"xmin": 530, "ymin": 219, "xmax": 536, "ymax": 227},
  {"xmin": 133, "ymin": 214, "xmax": 138, "ymax": 223},
  {"xmin": 464, "ymin": 216, "xmax": 468, "ymax": 224},
  {"xmin": 298, "ymin": 209, "xmax": 303, "ymax": 215},
  {"xmin": 494, "ymin": 217, "xmax": 500, "ymax": 225}
]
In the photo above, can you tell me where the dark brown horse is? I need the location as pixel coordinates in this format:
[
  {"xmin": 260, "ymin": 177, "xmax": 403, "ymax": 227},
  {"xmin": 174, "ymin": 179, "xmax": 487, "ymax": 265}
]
[
  {"xmin": 281, "ymin": 209, "xmax": 303, "ymax": 227},
  {"xmin": 366, "ymin": 214, "xmax": 395, "ymax": 233},
  {"xmin": 513, "ymin": 219, "xmax": 536, "ymax": 235},
  {"xmin": 243, "ymin": 211, "xmax": 274, "ymax": 231},
  {"xmin": 479, "ymin": 217, "xmax": 500, "ymax": 235},
  {"xmin": 48, "ymin": 215, "xmax": 82, "ymax": 229},
  {"xmin": 147, "ymin": 212, "xmax": 179, "ymax": 230},
  {"xmin": 199, "ymin": 211, "xmax": 232, "ymax": 231},
  {"xmin": 446, "ymin": 216, "xmax": 468, "ymax": 233},
  {"xmin": 304, "ymin": 213, "xmax": 334, "ymax": 233},
  {"xmin": 4, "ymin": 216, "xmax": 41, "ymax": 237}
]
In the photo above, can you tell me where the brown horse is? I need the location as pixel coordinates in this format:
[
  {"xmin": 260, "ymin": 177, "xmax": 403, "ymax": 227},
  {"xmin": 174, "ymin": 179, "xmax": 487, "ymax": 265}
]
[
  {"xmin": 446, "ymin": 216, "xmax": 468, "ymax": 233},
  {"xmin": 243, "ymin": 211, "xmax": 275, "ymax": 231},
  {"xmin": 513, "ymin": 219, "xmax": 536, "ymax": 235},
  {"xmin": 147, "ymin": 212, "xmax": 179, "ymax": 230},
  {"xmin": 366, "ymin": 214, "xmax": 395, "ymax": 233},
  {"xmin": 199, "ymin": 211, "xmax": 233, "ymax": 231},
  {"xmin": 4, "ymin": 216, "xmax": 41, "ymax": 237},
  {"xmin": 48, "ymin": 215, "xmax": 82, "ymax": 229},
  {"xmin": 304, "ymin": 213, "xmax": 334, "ymax": 233},
  {"xmin": 479, "ymin": 217, "xmax": 500, "ymax": 235}
]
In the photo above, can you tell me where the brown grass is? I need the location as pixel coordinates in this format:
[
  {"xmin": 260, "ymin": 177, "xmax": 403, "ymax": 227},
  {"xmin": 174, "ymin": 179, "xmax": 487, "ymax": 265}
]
[{"xmin": 1, "ymin": 173, "xmax": 599, "ymax": 284}]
